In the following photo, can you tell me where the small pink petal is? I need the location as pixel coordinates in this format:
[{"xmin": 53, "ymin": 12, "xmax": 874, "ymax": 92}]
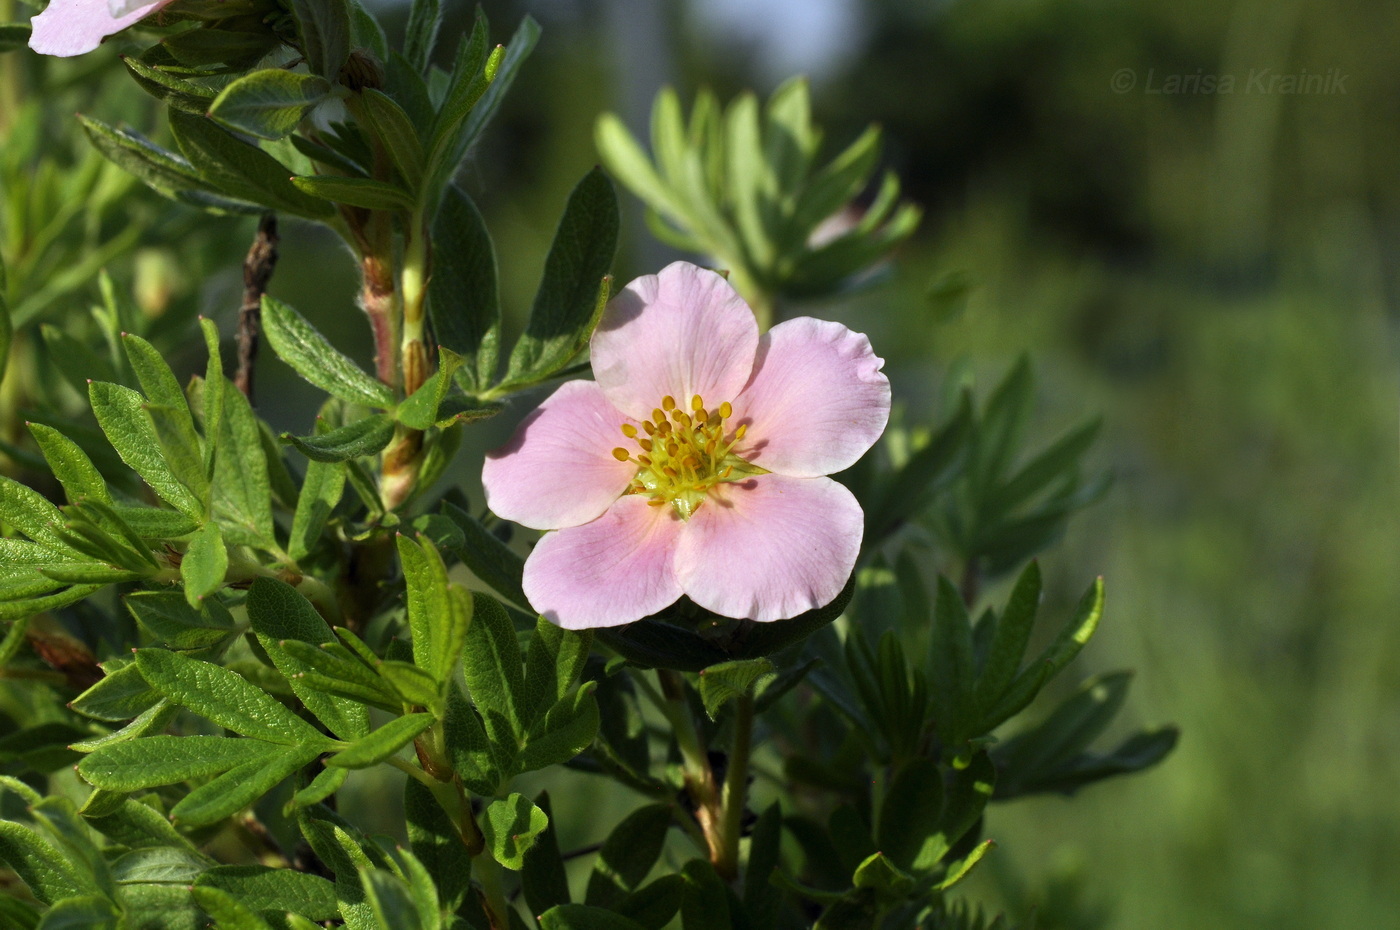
[
  {"xmin": 676, "ymin": 474, "xmax": 863, "ymax": 622},
  {"xmin": 732, "ymin": 317, "xmax": 890, "ymax": 477},
  {"xmin": 524, "ymin": 495, "xmax": 685, "ymax": 629},
  {"xmin": 29, "ymin": 0, "xmax": 169, "ymax": 57},
  {"xmin": 483, "ymin": 380, "xmax": 638, "ymax": 531},
  {"xmin": 591, "ymin": 262, "xmax": 759, "ymax": 421}
]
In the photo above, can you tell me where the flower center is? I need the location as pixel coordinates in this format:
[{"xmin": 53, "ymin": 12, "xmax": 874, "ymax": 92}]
[{"xmin": 612, "ymin": 393, "xmax": 753, "ymax": 519}]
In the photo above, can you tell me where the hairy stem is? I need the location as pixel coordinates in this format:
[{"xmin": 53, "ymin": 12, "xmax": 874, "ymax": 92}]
[{"xmin": 652, "ymin": 670, "xmax": 724, "ymax": 863}]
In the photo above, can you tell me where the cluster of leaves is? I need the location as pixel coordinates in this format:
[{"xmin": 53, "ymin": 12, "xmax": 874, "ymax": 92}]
[
  {"xmin": 597, "ymin": 78, "xmax": 922, "ymax": 309},
  {"xmin": 0, "ymin": 1, "xmax": 1176, "ymax": 928}
]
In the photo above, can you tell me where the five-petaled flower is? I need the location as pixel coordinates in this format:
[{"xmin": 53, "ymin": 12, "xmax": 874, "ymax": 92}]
[
  {"xmin": 483, "ymin": 261, "xmax": 891, "ymax": 629},
  {"xmin": 29, "ymin": 0, "xmax": 174, "ymax": 58}
]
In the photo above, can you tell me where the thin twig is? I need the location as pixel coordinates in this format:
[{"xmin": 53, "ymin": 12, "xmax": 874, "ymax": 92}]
[{"xmin": 237, "ymin": 214, "xmax": 279, "ymax": 403}]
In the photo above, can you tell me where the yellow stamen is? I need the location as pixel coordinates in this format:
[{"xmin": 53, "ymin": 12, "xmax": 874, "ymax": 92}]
[
  {"xmin": 621, "ymin": 424, "xmax": 638, "ymax": 438},
  {"xmin": 719, "ymin": 401, "xmax": 732, "ymax": 418},
  {"xmin": 691, "ymin": 394, "xmax": 703, "ymax": 412},
  {"xmin": 662, "ymin": 395, "xmax": 676, "ymax": 411},
  {"xmin": 611, "ymin": 448, "xmax": 631, "ymax": 462}
]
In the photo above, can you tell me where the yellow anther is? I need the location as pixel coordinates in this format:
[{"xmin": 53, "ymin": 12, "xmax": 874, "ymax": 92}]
[
  {"xmin": 611, "ymin": 448, "xmax": 631, "ymax": 462},
  {"xmin": 667, "ymin": 442, "xmax": 680, "ymax": 457},
  {"xmin": 653, "ymin": 408, "xmax": 666, "ymax": 424},
  {"xmin": 621, "ymin": 423, "xmax": 638, "ymax": 438},
  {"xmin": 662, "ymin": 466, "xmax": 678, "ymax": 478},
  {"xmin": 721, "ymin": 465, "xmax": 733, "ymax": 478},
  {"xmin": 638, "ymin": 438, "xmax": 653, "ymax": 452},
  {"xmin": 691, "ymin": 394, "xmax": 704, "ymax": 412},
  {"xmin": 719, "ymin": 401, "xmax": 732, "ymax": 418},
  {"xmin": 638, "ymin": 455, "xmax": 652, "ymax": 466},
  {"xmin": 734, "ymin": 423, "xmax": 748, "ymax": 440},
  {"xmin": 647, "ymin": 499, "xmax": 666, "ymax": 507},
  {"xmin": 642, "ymin": 420, "xmax": 656, "ymax": 436},
  {"xmin": 662, "ymin": 395, "xmax": 676, "ymax": 411},
  {"xmin": 705, "ymin": 438, "xmax": 718, "ymax": 455},
  {"xmin": 695, "ymin": 408, "xmax": 708, "ymax": 422},
  {"xmin": 657, "ymin": 420, "xmax": 672, "ymax": 435}
]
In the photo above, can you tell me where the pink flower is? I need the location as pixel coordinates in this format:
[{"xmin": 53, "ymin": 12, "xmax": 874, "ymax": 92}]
[
  {"xmin": 29, "ymin": 0, "xmax": 172, "ymax": 58},
  {"xmin": 482, "ymin": 262, "xmax": 891, "ymax": 630}
]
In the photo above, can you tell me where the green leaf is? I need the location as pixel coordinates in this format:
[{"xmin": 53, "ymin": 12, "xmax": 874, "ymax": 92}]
[
  {"xmin": 500, "ymin": 169, "xmax": 618, "ymax": 388},
  {"xmin": 171, "ymin": 742, "xmax": 322, "ymax": 827},
  {"xmin": 261, "ymin": 296, "xmax": 394, "ymax": 408},
  {"xmin": 405, "ymin": 778, "xmax": 471, "ymax": 913},
  {"xmin": 168, "ymin": 111, "xmax": 335, "ymax": 219},
  {"xmin": 122, "ymin": 333, "xmax": 207, "ymax": 504},
  {"xmin": 697, "ymin": 658, "xmax": 774, "ymax": 719},
  {"xmin": 78, "ymin": 115, "xmax": 258, "ymax": 214},
  {"xmin": 110, "ymin": 506, "xmax": 198, "ymax": 540},
  {"xmin": 379, "ymin": 660, "xmax": 443, "ymax": 711},
  {"xmin": 180, "ymin": 522, "xmax": 226, "ymax": 607},
  {"xmin": 135, "ymin": 649, "xmax": 328, "ymax": 745},
  {"xmin": 29, "ymin": 895, "xmax": 117, "ymax": 929},
  {"xmin": 78, "ymin": 735, "xmax": 279, "ymax": 791},
  {"xmin": 584, "ymin": 804, "xmax": 671, "ymax": 909},
  {"xmin": 481, "ymin": 793, "xmax": 548, "ymax": 870},
  {"xmin": 396, "ymin": 348, "xmax": 463, "ymax": 430},
  {"xmin": 973, "ymin": 561, "xmax": 1042, "ymax": 713},
  {"xmin": 398, "ymin": 534, "xmax": 465, "ymax": 684},
  {"xmin": 69, "ymin": 662, "xmax": 161, "ymax": 722},
  {"xmin": 541, "ymin": 906, "xmax": 648, "ymax": 930},
  {"xmin": 679, "ymin": 859, "xmax": 731, "ymax": 930},
  {"xmin": 515, "ymin": 683, "xmax": 599, "ymax": 773},
  {"xmin": 329, "ymin": 713, "xmax": 434, "ymax": 768},
  {"xmin": 360, "ymin": 867, "xmax": 425, "ymax": 930},
  {"xmin": 196, "ymin": 864, "xmax": 339, "ymax": 921},
  {"xmin": 359, "ymin": 88, "xmax": 424, "ymax": 190},
  {"xmin": 520, "ymin": 791, "xmax": 569, "ymax": 917},
  {"xmin": 523, "ymin": 618, "xmax": 591, "ymax": 728},
  {"xmin": 440, "ymin": 501, "xmax": 525, "ymax": 609},
  {"xmin": 461, "ymin": 591, "xmax": 526, "ymax": 743},
  {"xmin": 876, "ymin": 757, "xmax": 943, "ymax": 873},
  {"xmin": 0, "ymin": 475, "xmax": 64, "ymax": 546},
  {"xmin": 443, "ymin": 680, "xmax": 497, "ymax": 795},
  {"xmin": 0, "ymin": 258, "xmax": 9, "ymax": 386},
  {"xmin": 933, "ymin": 839, "xmax": 994, "ymax": 892},
  {"xmin": 286, "ymin": 764, "xmax": 349, "ymax": 814},
  {"xmin": 246, "ymin": 577, "xmax": 371, "ymax": 740},
  {"xmin": 209, "ymin": 69, "xmax": 333, "ymax": 141},
  {"xmin": 290, "ymin": 174, "xmax": 416, "ymax": 211},
  {"xmin": 289, "ymin": 0, "xmax": 351, "ymax": 79},
  {"xmin": 125, "ymin": 591, "xmax": 236, "ymax": 650},
  {"xmin": 288, "ymin": 452, "xmax": 346, "ymax": 563},
  {"xmin": 213, "ymin": 383, "xmax": 277, "ymax": 547},
  {"xmin": 27, "ymin": 425, "xmax": 109, "ymax": 507},
  {"xmin": 980, "ymin": 577, "xmax": 1104, "ymax": 729},
  {"xmin": 191, "ymin": 886, "xmax": 276, "ymax": 930},
  {"xmin": 921, "ymin": 750, "xmax": 995, "ymax": 870},
  {"xmin": 88, "ymin": 381, "xmax": 203, "ymax": 519},
  {"xmin": 402, "ymin": 0, "xmax": 443, "ymax": 71},
  {"xmin": 930, "ymin": 576, "xmax": 975, "ymax": 746},
  {"xmin": 430, "ymin": 185, "xmax": 499, "ymax": 391},
  {"xmin": 282, "ymin": 414, "xmax": 397, "ymax": 463}
]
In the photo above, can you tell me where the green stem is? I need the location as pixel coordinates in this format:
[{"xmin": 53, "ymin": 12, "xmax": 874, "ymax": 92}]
[
  {"xmin": 648, "ymin": 670, "xmax": 724, "ymax": 864},
  {"xmin": 714, "ymin": 692, "xmax": 755, "ymax": 882},
  {"xmin": 473, "ymin": 848, "xmax": 512, "ymax": 929}
]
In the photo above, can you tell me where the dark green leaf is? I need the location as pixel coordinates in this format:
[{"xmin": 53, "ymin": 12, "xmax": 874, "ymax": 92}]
[
  {"xmin": 462, "ymin": 591, "xmax": 526, "ymax": 743},
  {"xmin": 171, "ymin": 742, "xmax": 322, "ymax": 826},
  {"xmin": 168, "ymin": 111, "xmax": 335, "ymax": 219},
  {"xmin": 406, "ymin": 778, "xmax": 471, "ymax": 913},
  {"xmin": 78, "ymin": 735, "xmax": 278, "ymax": 791},
  {"xmin": 396, "ymin": 347, "xmax": 462, "ymax": 430},
  {"xmin": 180, "ymin": 522, "xmax": 226, "ymax": 607},
  {"xmin": 500, "ymin": 169, "xmax": 618, "ymax": 388},
  {"xmin": 541, "ymin": 905, "xmax": 648, "ymax": 930},
  {"xmin": 213, "ymin": 384, "xmax": 278, "ymax": 547},
  {"xmin": 282, "ymin": 414, "xmax": 397, "ymax": 463},
  {"xmin": 78, "ymin": 115, "xmax": 258, "ymax": 214},
  {"xmin": 430, "ymin": 185, "xmax": 499, "ymax": 391},
  {"xmin": 290, "ymin": 174, "xmax": 416, "ymax": 211},
  {"xmin": 208, "ymin": 69, "xmax": 332, "ymax": 141},
  {"xmin": 584, "ymin": 804, "xmax": 671, "ymax": 909},
  {"xmin": 876, "ymin": 757, "xmax": 943, "ymax": 873},
  {"xmin": 196, "ymin": 864, "xmax": 339, "ymax": 921},
  {"xmin": 69, "ymin": 662, "xmax": 161, "ymax": 722},
  {"xmin": 290, "ymin": 0, "xmax": 351, "ymax": 79},
  {"xmin": 403, "ymin": 0, "xmax": 443, "ymax": 71},
  {"xmin": 125, "ymin": 591, "xmax": 236, "ymax": 650},
  {"xmin": 697, "ymin": 657, "xmax": 774, "ymax": 718},
  {"xmin": 262, "ymin": 295, "xmax": 394, "ymax": 408},
  {"xmin": 440, "ymin": 501, "xmax": 525, "ymax": 609},
  {"xmin": 520, "ymin": 791, "xmax": 569, "ymax": 917}
]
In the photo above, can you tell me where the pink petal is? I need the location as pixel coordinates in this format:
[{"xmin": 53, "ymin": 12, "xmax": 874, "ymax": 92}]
[
  {"xmin": 676, "ymin": 474, "xmax": 863, "ymax": 622},
  {"xmin": 482, "ymin": 380, "xmax": 638, "ymax": 531},
  {"xmin": 524, "ymin": 495, "xmax": 685, "ymax": 629},
  {"xmin": 591, "ymin": 262, "xmax": 759, "ymax": 421},
  {"xmin": 29, "ymin": 0, "xmax": 168, "ymax": 57},
  {"xmin": 732, "ymin": 317, "xmax": 890, "ymax": 477}
]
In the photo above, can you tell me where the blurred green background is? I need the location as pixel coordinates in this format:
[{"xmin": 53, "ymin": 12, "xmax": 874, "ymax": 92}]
[{"xmin": 12, "ymin": 0, "xmax": 1398, "ymax": 926}]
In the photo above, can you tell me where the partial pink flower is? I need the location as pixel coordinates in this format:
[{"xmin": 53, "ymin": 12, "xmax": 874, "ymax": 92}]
[
  {"xmin": 29, "ymin": 0, "xmax": 172, "ymax": 58},
  {"xmin": 483, "ymin": 261, "xmax": 891, "ymax": 629}
]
